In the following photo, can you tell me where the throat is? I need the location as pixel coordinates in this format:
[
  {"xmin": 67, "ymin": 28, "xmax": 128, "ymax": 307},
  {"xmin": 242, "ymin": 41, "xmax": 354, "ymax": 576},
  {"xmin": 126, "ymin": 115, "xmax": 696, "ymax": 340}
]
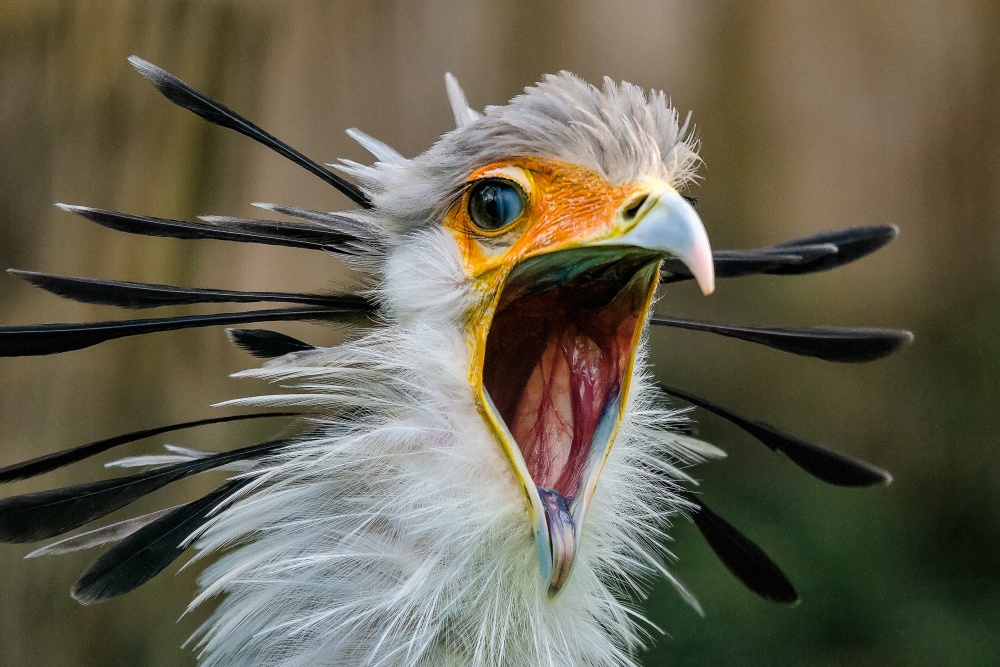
[
  {"xmin": 482, "ymin": 254, "xmax": 658, "ymax": 503},
  {"xmin": 510, "ymin": 322, "xmax": 621, "ymax": 495}
]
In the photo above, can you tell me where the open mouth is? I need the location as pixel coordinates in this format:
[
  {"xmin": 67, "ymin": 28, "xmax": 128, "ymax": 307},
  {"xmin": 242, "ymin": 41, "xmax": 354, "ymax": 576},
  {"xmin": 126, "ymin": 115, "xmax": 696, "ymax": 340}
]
[{"xmin": 479, "ymin": 248, "xmax": 661, "ymax": 594}]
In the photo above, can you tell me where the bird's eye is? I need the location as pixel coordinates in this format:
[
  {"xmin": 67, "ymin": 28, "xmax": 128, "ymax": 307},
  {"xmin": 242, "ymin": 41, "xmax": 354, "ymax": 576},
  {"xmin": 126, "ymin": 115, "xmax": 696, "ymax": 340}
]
[{"xmin": 467, "ymin": 179, "xmax": 526, "ymax": 232}]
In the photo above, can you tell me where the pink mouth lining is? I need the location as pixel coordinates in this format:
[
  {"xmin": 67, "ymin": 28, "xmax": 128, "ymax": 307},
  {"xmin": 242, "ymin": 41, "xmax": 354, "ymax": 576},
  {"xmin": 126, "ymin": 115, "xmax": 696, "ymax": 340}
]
[{"xmin": 483, "ymin": 256, "xmax": 655, "ymax": 502}]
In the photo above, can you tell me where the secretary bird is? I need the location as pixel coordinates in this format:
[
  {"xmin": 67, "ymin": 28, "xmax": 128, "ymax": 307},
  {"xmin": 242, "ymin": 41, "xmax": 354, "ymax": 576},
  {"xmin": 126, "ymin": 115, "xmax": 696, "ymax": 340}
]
[{"xmin": 0, "ymin": 57, "xmax": 911, "ymax": 666}]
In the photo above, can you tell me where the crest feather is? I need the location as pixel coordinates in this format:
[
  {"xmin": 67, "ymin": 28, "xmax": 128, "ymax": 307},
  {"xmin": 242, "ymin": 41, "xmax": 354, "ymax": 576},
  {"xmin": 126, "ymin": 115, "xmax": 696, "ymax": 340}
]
[{"xmin": 445, "ymin": 72, "xmax": 482, "ymax": 128}]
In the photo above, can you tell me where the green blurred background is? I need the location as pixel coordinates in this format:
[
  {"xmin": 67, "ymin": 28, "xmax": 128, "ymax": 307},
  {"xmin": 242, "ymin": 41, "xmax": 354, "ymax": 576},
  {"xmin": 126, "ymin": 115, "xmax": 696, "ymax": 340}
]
[{"xmin": 0, "ymin": 1, "xmax": 997, "ymax": 665}]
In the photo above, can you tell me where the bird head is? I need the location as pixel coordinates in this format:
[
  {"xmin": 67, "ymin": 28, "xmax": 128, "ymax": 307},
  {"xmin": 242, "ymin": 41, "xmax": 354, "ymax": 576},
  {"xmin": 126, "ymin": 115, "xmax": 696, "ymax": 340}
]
[{"xmin": 345, "ymin": 74, "xmax": 715, "ymax": 596}]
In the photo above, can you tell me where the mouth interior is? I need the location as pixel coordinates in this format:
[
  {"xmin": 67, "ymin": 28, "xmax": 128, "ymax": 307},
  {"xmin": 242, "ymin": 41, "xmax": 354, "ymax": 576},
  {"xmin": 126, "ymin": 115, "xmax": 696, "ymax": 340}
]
[{"xmin": 483, "ymin": 252, "xmax": 657, "ymax": 504}]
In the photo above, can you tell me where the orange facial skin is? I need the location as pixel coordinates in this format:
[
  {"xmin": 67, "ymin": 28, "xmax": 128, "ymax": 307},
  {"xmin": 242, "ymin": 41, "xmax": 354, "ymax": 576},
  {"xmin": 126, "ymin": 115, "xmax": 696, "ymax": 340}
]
[{"xmin": 444, "ymin": 157, "xmax": 644, "ymax": 286}]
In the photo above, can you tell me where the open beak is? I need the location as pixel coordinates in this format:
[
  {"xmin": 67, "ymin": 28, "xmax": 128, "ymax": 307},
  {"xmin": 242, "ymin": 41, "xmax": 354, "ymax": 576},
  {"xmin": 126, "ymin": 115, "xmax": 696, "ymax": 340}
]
[{"xmin": 468, "ymin": 181, "xmax": 714, "ymax": 597}]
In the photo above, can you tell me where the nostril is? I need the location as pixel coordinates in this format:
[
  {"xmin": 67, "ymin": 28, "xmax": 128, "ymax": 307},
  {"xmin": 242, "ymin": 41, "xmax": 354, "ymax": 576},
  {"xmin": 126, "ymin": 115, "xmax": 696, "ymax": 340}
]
[{"xmin": 622, "ymin": 194, "xmax": 648, "ymax": 221}]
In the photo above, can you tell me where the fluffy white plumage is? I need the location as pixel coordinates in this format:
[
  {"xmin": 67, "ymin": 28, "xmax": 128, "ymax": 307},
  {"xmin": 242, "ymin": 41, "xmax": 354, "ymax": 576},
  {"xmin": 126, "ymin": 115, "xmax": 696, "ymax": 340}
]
[{"xmin": 181, "ymin": 74, "xmax": 715, "ymax": 666}]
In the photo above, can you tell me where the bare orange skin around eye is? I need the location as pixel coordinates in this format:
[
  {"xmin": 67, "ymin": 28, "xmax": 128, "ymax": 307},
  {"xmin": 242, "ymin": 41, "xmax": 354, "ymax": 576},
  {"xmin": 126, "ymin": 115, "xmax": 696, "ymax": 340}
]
[{"xmin": 442, "ymin": 157, "xmax": 638, "ymax": 286}]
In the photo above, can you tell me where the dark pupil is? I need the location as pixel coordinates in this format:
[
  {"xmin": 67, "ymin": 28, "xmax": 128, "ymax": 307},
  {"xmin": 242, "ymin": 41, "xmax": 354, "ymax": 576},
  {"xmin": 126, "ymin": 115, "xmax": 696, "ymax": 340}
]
[{"xmin": 469, "ymin": 180, "xmax": 523, "ymax": 231}]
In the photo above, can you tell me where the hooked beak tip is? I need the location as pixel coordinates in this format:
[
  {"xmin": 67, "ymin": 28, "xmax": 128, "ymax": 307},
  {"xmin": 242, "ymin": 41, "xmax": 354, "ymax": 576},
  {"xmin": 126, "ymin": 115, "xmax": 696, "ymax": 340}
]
[
  {"xmin": 630, "ymin": 187, "xmax": 715, "ymax": 295},
  {"xmin": 688, "ymin": 237, "xmax": 715, "ymax": 295},
  {"xmin": 589, "ymin": 185, "xmax": 716, "ymax": 296}
]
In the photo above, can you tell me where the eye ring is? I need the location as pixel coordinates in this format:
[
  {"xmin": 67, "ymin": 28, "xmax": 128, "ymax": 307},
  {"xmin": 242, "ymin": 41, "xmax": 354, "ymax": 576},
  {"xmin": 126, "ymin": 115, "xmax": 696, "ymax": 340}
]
[{"xmin": 466, "ymin": 178, "xmax": 527, "ymax": 234}]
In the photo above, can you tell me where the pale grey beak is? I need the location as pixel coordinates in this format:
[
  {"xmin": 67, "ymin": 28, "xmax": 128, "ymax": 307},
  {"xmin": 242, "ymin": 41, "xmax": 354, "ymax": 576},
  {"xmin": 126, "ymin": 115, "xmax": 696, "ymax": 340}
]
[{"xmin": 596, "ymin": 186, "xmax": 715, "ymax": 295}]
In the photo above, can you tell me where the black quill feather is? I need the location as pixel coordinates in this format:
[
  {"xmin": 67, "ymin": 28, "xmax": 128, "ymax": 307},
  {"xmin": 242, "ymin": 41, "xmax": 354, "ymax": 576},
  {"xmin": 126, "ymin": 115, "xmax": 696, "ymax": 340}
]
[
  {"xmin": 0, "ymin": 412, "xmax": 296, "ymax": 484},
  {"xmin": 770, "ymin": 224, "xmax": 899, "ymax": 275},
  {"xmin": 661, "ymin": 244, "xmax": 836, "ymax": 282},
  {"xmin": 650, "ymin": 316, "xmax": 913, "ymax": 363},
  {"xmin": 0, "ymin": 307, "xmax": 364, "ymax": 357},
  {"xmin": 0, "ymin": 438, "xmax": 293, "ymax": 543},
  {"xmin": 9, "ymin": 270, "xmax": 365, "ymax": 310},
  {"xmin": 226, "ymin": 329, "xmax": 317, "ymax": 358},
  {"xmin": 127, "ymin": 56, "xmax": 371, "ymax": 209},
  {"xmin": 56, "ymin": 204, "xmax": 354, "ymax": 253},
  {"xmin": 683, "ymin": 492, "xmax": 799, "ymax": 605},
  {"xmin": 254, "ymin": 203, "xmax": 382, "ymax": 240},
  {"xmin": 195, "ymin": 214, "xmax": 357, "ymax": 244},
  {"xmin": 72, "ymin": 480, "xmax": 249, "ymax": 604},
  {"xmin": 661, "ymin": 225, "xmax": 898, "ymax": 282},
  {"xmin": 657, "ymin": 383, "xmax": 892, "ymax": 486}
]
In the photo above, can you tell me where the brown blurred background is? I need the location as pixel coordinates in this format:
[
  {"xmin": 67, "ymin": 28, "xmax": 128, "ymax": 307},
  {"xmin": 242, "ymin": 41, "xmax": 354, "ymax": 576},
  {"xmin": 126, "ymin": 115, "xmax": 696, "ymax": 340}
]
[{"xmin": 0, "ymin": 1, "xmax": 997, "ymax": 665}]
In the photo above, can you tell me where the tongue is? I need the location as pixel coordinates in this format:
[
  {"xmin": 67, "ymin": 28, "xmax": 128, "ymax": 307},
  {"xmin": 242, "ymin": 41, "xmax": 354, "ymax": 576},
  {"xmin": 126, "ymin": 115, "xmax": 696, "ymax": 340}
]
[
  {"xmin": 537, "ymin": 486, "xmax": 577, "ymax": 596},
  {"xmin": 511, "ymin": 323, "xmax": 613, "ymax": 499}
]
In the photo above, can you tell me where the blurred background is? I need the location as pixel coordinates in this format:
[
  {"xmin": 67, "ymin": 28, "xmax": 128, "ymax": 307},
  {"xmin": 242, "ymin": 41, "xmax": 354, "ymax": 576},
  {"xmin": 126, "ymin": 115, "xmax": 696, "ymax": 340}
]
[{"xmin": 0, "ymin": 1, "xmax": 997, "ymax": 665}]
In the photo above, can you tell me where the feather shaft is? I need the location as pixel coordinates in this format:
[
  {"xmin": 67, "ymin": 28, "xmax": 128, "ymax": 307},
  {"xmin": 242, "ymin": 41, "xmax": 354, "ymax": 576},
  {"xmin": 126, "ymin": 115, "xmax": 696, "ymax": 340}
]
[
  {"xmin": 26, "ymin": 506, "xmax": 180, "ymax": 558},
  {"xmin": 252, "ymin": 203, "xmax": 383, "ymax": 240}
]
